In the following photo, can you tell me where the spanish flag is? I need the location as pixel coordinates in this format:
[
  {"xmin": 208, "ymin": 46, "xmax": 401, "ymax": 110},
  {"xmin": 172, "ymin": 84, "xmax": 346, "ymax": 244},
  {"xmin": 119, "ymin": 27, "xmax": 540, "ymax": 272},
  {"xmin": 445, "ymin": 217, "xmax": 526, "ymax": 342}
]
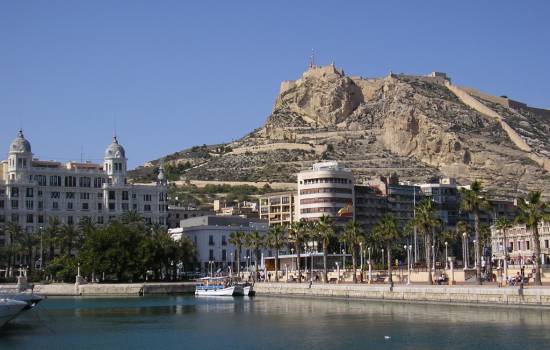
[{"xmin": 337, "ymin": 202, "xmax": 353, "ymax": 217}]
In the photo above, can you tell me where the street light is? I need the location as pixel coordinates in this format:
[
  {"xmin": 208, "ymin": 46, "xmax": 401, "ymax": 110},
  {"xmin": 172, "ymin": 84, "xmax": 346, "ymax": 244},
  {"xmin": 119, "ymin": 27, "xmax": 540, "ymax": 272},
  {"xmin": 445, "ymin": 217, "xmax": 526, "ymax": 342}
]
[
  {"xmin": 359, "ymin": 242, "xmax": 363, "ymax": 271},
  {"xmin": 39, "ymin": 226, "xmax": 44, "ymax": 271},
  {"xmin": 368, "ymin": 247, "xmax": 372, "ymax": 283},
  {"xmin": 404, "ymin": 245, "xmax": 411, "ymax": 285},
  {"xmin": 431, "ymin": 245, "xmax": 435, "ymax": 271},
  {"xmin": 381, "ymin": 248, "xmax": 385, "ymax": 270},
  {"xmin": 445, "ymin": 242, "xmax": 449, "ymax": 269},
  {"xmin": 463, "ymin": 232, "xmax": 468, "ymax": 269},
  {"xmin": 342, "ymin": 249, "xmax": 346, "ymax": 270},
  {"xmin": 473, "ymin": 240, "xmax": 477, "ymax": 268}
]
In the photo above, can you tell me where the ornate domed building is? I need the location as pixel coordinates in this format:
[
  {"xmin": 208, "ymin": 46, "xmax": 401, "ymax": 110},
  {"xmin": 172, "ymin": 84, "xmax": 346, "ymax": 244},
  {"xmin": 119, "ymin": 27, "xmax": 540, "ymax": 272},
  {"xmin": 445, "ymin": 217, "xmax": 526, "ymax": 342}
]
[{"xmin": 0, "ymin": 130, "xmax": 168, "ymax": 269}]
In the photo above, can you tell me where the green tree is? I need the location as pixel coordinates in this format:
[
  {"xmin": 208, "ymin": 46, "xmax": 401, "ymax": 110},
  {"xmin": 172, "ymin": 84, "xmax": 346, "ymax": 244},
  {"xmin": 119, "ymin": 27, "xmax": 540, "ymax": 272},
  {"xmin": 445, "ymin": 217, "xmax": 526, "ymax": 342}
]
[
  {"xmin": 287, "ymin": 220, "xmax": 309, "ymax": 283},
  {"xmin": 372, "ymin": 214, "xmax": 402, "ymax": 285},
  {"xmin": 266, "ymin": 225, "xmax": 286, "ymax": 282},
  {"xmin": 340, "ymin": 220, "xmax": 364, "ymax": 283},
  {"xmin": 460, "ymin": 181, "xmax": 491, "ymax": 284},
  {"xmin": 515, "ymin": 191, "xmax": 550, "ymax": 286},
  {"xmin": 15, "ymin": 230, "xmax": 39, "ymax": 273},
  {"xmin": 59, "ymin": 224, "xmax": 80, "ymax": 256},
  {"xmin": 45, "ymin": 217, "xmax": 61, "ymax": 263},
  {"xmin": 229, "ymin": 231, "xmax": 246, "ymax": 277},
  {"xmin": 313, "ymin": 216, "xmax": 335, "ymax": 283},
  {"xmin": 4, "ymin": 222, "xmax": 23, "ymax": 276},
  {"xmin": 245, "ymin": 231, "xmax": 264, "ymax": 282},
  {"xmin": 411, "ymin": 199, "xmax": 441, "ymax": 285}
]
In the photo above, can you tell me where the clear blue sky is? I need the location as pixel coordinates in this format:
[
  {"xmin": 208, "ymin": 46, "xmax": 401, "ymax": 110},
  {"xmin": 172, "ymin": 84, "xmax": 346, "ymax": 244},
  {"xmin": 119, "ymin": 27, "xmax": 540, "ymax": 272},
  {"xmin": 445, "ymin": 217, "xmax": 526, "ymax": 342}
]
[{"xmin": 1, "ymin": 1, "xmax": 548, "ymax": 168}]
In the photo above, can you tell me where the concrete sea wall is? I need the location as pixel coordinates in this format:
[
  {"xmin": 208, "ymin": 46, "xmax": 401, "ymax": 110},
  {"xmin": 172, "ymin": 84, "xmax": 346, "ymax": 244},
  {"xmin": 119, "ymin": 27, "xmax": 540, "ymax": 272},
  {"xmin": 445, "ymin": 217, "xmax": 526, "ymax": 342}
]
[
  {"xmin": 8, "ymin": 282, "xmax": 197, "ymax": 296},
  {"xmin": 254, "ymin": 283, "xmax": 550, "ymax": 308}
]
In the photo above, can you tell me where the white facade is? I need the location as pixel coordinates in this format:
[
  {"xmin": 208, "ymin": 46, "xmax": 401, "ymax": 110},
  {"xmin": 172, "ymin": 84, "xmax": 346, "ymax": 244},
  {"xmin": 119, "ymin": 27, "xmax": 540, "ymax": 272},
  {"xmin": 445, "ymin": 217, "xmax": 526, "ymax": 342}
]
[
  {"xmin": 0, "ymin": 130, "xmax": 168, "ymax": 242},
  {"xmin": 170, "ymin": 215, "xmax": 270, "ymax": 274},
  {"xmin": 491, "ymin": 222, "xmax": 550, "ymax": 265},
  {"xmin": 297, "ymin": 161, "xmax": 354, "ymax": 222}
]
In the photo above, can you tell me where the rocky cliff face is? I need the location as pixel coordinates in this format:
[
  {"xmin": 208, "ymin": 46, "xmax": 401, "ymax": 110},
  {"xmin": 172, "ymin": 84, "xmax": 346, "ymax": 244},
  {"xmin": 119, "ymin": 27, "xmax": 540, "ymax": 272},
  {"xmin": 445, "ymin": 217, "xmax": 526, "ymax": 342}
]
[{"xmin": 132, "ymin": 65, "xmax": 550, "ymax": 197}]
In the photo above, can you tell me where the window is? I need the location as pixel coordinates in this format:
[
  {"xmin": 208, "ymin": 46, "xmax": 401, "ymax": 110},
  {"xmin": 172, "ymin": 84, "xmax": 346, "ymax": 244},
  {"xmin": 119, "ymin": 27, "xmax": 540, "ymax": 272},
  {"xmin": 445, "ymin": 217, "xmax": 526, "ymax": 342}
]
[
  {"xmin": 94, "ymin": 177, "xmax": 104, "ymax": 188},
  {"xmin": 222, "ymin": 249, "xmax": 227, "ymax": 261},
  {"xmin": 527, "ymin": 241, "xmax": 530, "ymax": 250},
  {"xmin": 98, "ymin": 192, "xmax": 103, "ymax": 199},
  {"xmin": 122, "ymin": 191, "xmax": 129, "ymax": 201},
  {"xmin": 11, "ymin": 200, "xmax": 18, "ymax": 209},
  {"xmin": 122, "ymin": 203, "xmax": 129, "ymax": 211},
  {"xmin": 97, "ymin": 203, "xmax": 103, "ymax": 211},
  {"xmin": 66, "ymin": 192, "xmax": 75, "ymax": 199},
  {"xmin": 209, "ymin": 235, "xmax": 214, "ymax": 245},
  {"xmin": 133, "ymin": 204, "xmax": 137, "ymax": 210},
  {"xmin": 144, "ymin": 204, "xmax": 151, "ymax": 212},
  {"xmin": 65, "ymin": 176, "xmax": 77, "ymax": 187},
  {"xmin": 82, "ymin": 203, "xmax": 89, "ymax": 210},
  {"xmin": 80, "ymin": 193, "xmax": 90, "ymax": 200},
  {"xmin": 67, "ymin": 202, "xmax": 74, "ymax": 210},
  {"xmin": 51, "ymin": 192, "xmax": 60, "ymax": 199},
  {"xmin": 0, "ymin": 200, "xmax": 3, "ymax": 209},
  {"xmin": 132, "ymin": 193, "xmax": 137, "ymax": 199},
  {"xmin": 11, "ymin": 214, "xmax": 19, "ymax": 223},
  {"xmin": 38, "ymin": 215, "xmax": 44, "ymax": 224},
  {"xmin": 222, "ymin": 235, "xmax": 227, "ymax": 245},
  {"xmin": 109, "ymin": 203, "xmax": 115, "ymax": 211},
  {"xmin": 11, "ymin": 187, "xmax": 19, "ymax": 197},
  {"xmin": 38, "ymin": 201, "xmax": 43, "ymax": 210},
  {"xmin": 143, "ymin": 194, "xmax": 152, "ymax": 202},
  {"xmin": 209, "ymin": 249, "xmax": 214, "ymax": 261},
  {"xmin": 34, "ymin": 175, "xmax": 47, "ymax": 186},
  {"xmin": 97, "ymin": 216, "xmax": 104, "ymax": 224},
  {"xmin": 79, "ymin": 177, "xmax": 91, "ymax": 188},
  {"xmin": 108, "ymin": 191, "xmax": 116, "ymax": 200},
  {"xmin": 25, "ymin": 200, "xmax": 33, "ymax": 210},
  {"xmin": 26, "ymin": 188, "xmax": 33, "ymax": 198},
  {"xmin": 26, "ymin": 214, "xmax": 33, "ymax": 223},
  {"xmin": 52, "ymin": 202, "xmax": 59, "ymax": 210},
  {"xmin": 68, "ymin": 216, "xmax": 74, "ymax": 225},
  {"xmin": 49, "ymin": 176, "xmax": 62, "ymax": 187},
  {"xmin": 545, "ymin": 240, "xmax": 549, "ymax": 249}
]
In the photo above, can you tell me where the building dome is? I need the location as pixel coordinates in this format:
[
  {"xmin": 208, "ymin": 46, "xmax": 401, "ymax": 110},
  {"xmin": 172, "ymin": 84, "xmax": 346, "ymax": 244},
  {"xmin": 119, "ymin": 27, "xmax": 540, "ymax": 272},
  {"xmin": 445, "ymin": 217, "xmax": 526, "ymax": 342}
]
[
  {"xmin": 157, "ymin": 164, "xmax": 166, "ymax": 181},
  {"xmin": 104, "ymin": 136, "xmax": 126, "ymax": 159},
  {"xmin": 9, "ymin": 129, "xmax": 32, "ymax": 153}
]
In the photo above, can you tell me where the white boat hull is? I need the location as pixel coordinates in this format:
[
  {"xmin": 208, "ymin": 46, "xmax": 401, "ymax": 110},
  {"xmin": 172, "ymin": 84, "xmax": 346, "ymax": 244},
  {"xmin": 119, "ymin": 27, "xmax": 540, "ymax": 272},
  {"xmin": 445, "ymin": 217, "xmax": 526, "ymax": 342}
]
[
  {"xmin": 243, "ymin": 286, "xmax": 251, "ymax": 296},
  {"xmin": 195, "ymin": 285, "xmax": 244, "ymax": 296},
  {"xmin": 0, "ymin": 299, "xmax": 27, "ymax": 328}
]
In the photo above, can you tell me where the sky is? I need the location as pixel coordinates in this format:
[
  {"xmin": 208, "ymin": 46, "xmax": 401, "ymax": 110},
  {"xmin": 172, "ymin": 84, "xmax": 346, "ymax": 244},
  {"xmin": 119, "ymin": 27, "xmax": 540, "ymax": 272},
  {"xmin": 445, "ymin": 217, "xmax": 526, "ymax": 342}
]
[{"xmin": 1, "ymin": 0, "xmax": 549, "ymax": 169}]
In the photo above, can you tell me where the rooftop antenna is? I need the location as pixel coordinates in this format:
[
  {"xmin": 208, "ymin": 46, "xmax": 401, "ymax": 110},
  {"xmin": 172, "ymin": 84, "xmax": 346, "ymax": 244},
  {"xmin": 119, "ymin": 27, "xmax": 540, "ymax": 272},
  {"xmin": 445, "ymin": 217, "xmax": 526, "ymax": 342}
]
[
  {"xmin": 309, "ymin": 48, "xmax": 315, "ymax": 69},
  {"xmin": 113, "ymin": 116, "xmax": 118, "ymax": 142}
]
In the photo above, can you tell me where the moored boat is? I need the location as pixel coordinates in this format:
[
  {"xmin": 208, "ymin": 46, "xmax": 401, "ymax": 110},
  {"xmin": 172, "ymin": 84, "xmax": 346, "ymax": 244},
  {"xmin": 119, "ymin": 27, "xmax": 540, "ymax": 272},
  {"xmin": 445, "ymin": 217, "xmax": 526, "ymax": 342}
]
[
  {"xmin": 0, "ymin": 299, "xmax": 27, "ymax": 328},
  {"xmin": 0, "ymin": 292, "xmax": 45, "ymax": 310},
  {"xmin": 195, "ymin": 277, "xmax": 244, "ymax": 296}
]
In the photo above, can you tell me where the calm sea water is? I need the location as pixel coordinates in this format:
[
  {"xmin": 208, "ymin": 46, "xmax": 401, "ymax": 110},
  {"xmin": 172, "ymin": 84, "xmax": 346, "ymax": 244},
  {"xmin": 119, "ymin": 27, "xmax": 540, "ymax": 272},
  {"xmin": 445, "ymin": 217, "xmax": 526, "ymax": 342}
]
[{"xmin": 1, "ymin": 295, "xmax": 550, "ymax": 350}]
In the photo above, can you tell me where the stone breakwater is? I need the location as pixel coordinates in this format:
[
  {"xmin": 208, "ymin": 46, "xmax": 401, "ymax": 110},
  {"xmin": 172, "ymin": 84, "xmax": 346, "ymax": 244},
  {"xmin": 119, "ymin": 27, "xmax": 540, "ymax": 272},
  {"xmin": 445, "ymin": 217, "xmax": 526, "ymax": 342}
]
[
  {"xmin": 253, "ymin": 283, "xmax": 550, "ymax": 308},
  {"xmin": 2, "ymin": 282, "xmax": 197, "ymax": 296}
]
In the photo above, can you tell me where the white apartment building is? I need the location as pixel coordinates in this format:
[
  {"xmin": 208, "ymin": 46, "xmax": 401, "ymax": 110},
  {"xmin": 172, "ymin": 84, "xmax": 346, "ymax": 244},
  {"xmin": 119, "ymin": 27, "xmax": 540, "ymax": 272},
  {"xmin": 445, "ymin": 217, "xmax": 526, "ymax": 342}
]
[
  {"xmin": 297, "ymin": 161, "xmax": 354, "ymax": 223},
  {"xmin": 259, "ymin": 191, "xmax": 295, "ymax": 227},
  {"xmin": 0, "ymin": 130, "xmax": 168, "ymax": 244}
]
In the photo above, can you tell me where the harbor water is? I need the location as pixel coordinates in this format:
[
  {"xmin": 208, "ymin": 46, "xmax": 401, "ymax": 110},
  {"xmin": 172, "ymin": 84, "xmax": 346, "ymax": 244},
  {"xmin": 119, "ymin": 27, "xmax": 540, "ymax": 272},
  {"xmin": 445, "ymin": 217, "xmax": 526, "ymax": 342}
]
[{"xmin": 1, "ymin": 295, "xmax": 550, "ymax": 349}]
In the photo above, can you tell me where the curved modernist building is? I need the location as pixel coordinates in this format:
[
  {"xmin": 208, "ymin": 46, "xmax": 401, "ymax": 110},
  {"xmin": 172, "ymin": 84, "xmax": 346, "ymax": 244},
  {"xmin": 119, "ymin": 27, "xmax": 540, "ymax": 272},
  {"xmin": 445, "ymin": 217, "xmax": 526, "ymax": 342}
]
[{"xmin": 297, "ymin": 161, "xmax": 354, "ymax": 223}]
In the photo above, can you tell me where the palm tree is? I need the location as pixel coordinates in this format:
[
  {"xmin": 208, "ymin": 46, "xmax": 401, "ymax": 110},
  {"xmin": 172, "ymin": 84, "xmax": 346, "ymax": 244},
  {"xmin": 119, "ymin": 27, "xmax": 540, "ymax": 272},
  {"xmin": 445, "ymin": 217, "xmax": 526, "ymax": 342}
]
[
  {"xmin": 60, "ymin": 224, "xmax": 80, "ymax": 256},
  {"xmin": 340, "ymin": 220, "xmax": 365, "ymax": 283},
  {"xmin": 4, "ymin": 222, "xmax": 23, "ymax": 276},
  {"xmin": 15, "ymin": 230, "xmax": 39, "ymax": 273},
  {"xmin": 314, "ymin": 216, "xmax": 335, "ymax": 283},
  {"xmin": 411, "ymin": 198, "xmax": 441, "ymax": 285},
  {"xmin": 245, "ymin": 231, "xmax": 264, "ymax": 282},
  {"xmin": 456, "ymin": 220, "xmax": 469, "ymax": 268},
  {"xmin": 229, "ymin": 231, "xmax": 246, "ymax": 277},
  {"xmin": 460, "ymin": 181, "xmax": 491, "ymax": 284},
  {"xmin": 45, "ymin": 217, "xmax": 61, "ymax": 263},
  {"xmin": 372, "ymin": 214, "xmax": 401, "ymax": 285},
  {"xmin": 495, "ymin": 217, "xmax": 512, "ymax": 273},
  {"xmin": 266, "ymin": 225, "xmax": 286, "ymax": 282},
  {"xmin": 515, "ymin": 191, "xmax": 550, "ymax": 286},
  {"xmin": 287, "ymin": 220, "xmax": 309, "ymax": 283}
]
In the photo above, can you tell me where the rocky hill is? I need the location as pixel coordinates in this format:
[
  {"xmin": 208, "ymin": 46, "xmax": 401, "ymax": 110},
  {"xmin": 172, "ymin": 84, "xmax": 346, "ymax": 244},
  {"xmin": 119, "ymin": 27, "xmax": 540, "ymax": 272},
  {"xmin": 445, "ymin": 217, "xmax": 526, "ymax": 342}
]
[{"xmin": 130, "ymin": 64, "xmax": 550, "ymax": 197}]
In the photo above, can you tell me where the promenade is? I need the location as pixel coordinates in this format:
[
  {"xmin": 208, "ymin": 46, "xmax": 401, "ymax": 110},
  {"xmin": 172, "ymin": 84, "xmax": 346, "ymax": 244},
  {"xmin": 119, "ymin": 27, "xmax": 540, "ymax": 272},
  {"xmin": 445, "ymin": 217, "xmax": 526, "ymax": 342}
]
[
  {"xmin": 253, "ymin": 282, "xmax": 550, "ymax": 308},
  {"xmin": 1, "ymin": 282, "xmax": 197, "ymax": 296}
]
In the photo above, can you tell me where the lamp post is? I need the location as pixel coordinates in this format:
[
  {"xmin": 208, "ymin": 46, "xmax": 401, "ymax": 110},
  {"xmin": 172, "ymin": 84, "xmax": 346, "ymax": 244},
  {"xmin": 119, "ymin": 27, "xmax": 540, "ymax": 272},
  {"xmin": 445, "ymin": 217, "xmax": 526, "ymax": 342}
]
[
  {"xmin": 360, "ymin": 242, "xmax": 363, "ymax": 271},
  {"xmin": 39, "ymin": 226, "xmax": 44, "ymax": 271},
  {"xmin": 368, "ymin": 247, "xmax": 372, "ymax": 283},
  {"xmin": 405, "ymin": 245, "xmax": 411, "ymax": 285},
  {"xmin": 291, "ymin": 248, "xmax": 294, "ymax": 271},
  {"xmin": 473, "ymin": 240, "xmax": 477, "ymax": 268},
  {"xmin": 342, "ymin": 249, "xmax": 346, "ymax": 270},
  {"xmin": 335, "ymin": 262, "xmax": 340, "ymax": 283},
  {"xmin": 431, "ymin": 245, "xmax": 435, "ymax": 271},
  {"xmin": 462, "ymin": 232, "xmax": 468, "ymax": 269},
  {"xmin": 445, "ymin": 242, "xmax": 449, "ymax": 269},
  {"xmin": 381, "ymin": 248, "xmax": 385, "ymax": 270}
]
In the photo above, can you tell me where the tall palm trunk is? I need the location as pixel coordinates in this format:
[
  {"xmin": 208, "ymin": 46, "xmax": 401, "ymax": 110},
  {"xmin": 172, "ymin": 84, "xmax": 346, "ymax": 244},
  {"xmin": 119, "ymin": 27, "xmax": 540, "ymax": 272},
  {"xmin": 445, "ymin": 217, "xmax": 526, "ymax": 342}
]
[
  {"xmin": 274, "ymin": 249, "xmax": 279, "ymax": 282},
  {"xmin": 387, "ymin": 244, "xmax": 393, "ymax": 284},
  {"xmin": 351, "ymin": 245, "xmax": 357, "ymax": 284},
  {"xmin": 323, "ymin": 241, "xmax": 328, "ymax": 283},
  {"xmin": 474, "ymin": 212, "xmax": 482, "ymax": 285},
  {"xmin": 236, "ymin": 247, "xmax": 241, "ymax": 276},
  {"xmin": 533, "ymin": 225, "xmax": 542, "ymax": 285},
  {"xmin": 254, "ymin": 250, "xmax": 259, "ymax": 282},
  {"xmin": 296, "ymin": 244, "xmax": 302, "ymax": 283},
  {"xmin": 426, "ymin": 232, "xmax": 433, "ymax": 285}
]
